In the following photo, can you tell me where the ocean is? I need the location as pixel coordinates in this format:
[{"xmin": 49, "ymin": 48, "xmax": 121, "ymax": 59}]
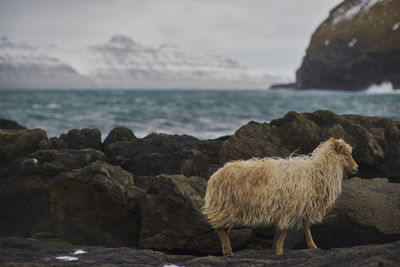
[{"xmin": 1, "ymin": 86, "xmax": 399, "ymax": 140}]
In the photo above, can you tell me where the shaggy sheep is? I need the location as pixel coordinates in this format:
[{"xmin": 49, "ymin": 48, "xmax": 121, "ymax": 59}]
[{"xmin": 203, "ymin": 138, "xmax": 358, "ymax": 255}]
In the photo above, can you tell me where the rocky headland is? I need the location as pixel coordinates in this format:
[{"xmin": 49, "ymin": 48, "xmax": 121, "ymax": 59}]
[
  {"xmin": 282, "ymin": 0, "xmax": 400, "ymax": 90},
  {"xmin": 1, "ymin": 110, "xmax": 400, "ymax": 265}
]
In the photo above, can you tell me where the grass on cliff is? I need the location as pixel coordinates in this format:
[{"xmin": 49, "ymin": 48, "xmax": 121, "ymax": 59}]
[{"xmin": 310, "ymin": 0, "xmax": 400, "ymax": 53}]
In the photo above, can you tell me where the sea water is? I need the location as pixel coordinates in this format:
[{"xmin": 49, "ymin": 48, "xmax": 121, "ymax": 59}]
[{"xmin": 0, "ymin": 87, "xmax": 399, "ymax": 139}]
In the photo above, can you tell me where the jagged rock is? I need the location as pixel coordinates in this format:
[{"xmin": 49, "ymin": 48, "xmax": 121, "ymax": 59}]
[
  {"xmin": 106, "ymin": 133, "xmax": 224, "ymax": 178},
  {"xmin": 0, "ymin": 118, "xmax": 26, "ymax": 130},
  {"xmin": 50, "ymin": 161, "xmax": 145, "ymax": 247},
  {"xmin": 219, "ymin": 110, "xmax": 400, "ymax": 181},
  {"xmin": 136, "ymin": 174, "xmax": 252, "ymax": 254},
  {"xmin": 0, "ymin": 128, "xmax": 48, "ymax": 168},
  {"xmin": 273, "ymin": 178, "xmax": 400, "ymax": 250},
  {"xmin": 59, "ymin": 128, "xmax": 102, "ymax": 150},
  {"xmin": 0, "ymin": 149, "xmax": 105, "ymax": 237},
  {"xmin": 296, "ymin": 0, "xmax": 400, "ymax": 90}
]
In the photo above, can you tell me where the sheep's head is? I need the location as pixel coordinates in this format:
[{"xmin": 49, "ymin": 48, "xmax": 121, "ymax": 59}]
[{"xmin": 331, "ymin": 138, "xmax": 358, "ymax": 178}]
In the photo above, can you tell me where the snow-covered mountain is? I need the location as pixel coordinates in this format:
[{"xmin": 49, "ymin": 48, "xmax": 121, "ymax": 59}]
[
  {"xmin": 0, "ymin": 35, "xmax": 286, "ymax": 89},
  {"xmin": 0, "ymin": 37, "xmax": 89, "ymax": 88}
]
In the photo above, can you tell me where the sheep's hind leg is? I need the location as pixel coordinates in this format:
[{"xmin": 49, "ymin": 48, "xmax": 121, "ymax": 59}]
[
  {"xmin": 275, "ymin": 229, "xmax": 288, "ymax": 255},
  {"xmin": 216, "ymin": 228, "xmax": 234, "ymax": 256},
  {"xmin": 303, "ymin": 220, "xmax": 317, "ymax": 249}
]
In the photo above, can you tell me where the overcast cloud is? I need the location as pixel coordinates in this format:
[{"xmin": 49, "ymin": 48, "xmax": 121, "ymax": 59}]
[{"xmin": 0, "ymin": 0, "xmax": 342, "ymax": 78}]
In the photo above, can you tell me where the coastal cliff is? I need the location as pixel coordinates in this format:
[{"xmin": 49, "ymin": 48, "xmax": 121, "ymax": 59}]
[{"xmin": 296, "ymin": 0, "xmax": 400, "ymax": 90}]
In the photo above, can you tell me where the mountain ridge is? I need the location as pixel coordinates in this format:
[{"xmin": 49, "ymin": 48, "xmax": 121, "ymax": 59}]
[{"xmin": 0, "ymin": 35, "xmax": 285, "ymax": 89}]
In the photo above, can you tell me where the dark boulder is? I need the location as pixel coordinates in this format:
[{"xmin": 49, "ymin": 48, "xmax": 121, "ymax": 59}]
[
  {"xmin": 59, "ymin": 128, "xmax": 102, "ymax": 150},
  {"xmin": 0, "ymin": 118, "xmax": 26, "ymax": 130},
  {"xmin": 340, "ymin": 114, "xmax": 400, "ymax": 180},
  {"xmin": 106, "ymin": 133, "xmax": 224, "ymax": 178},
  {"xmin": 313, "ymin": 177, "xmax": 400, "ymax": 248},
  {"xmin": 0, "ymin": 128, "xmax": 48, "ymax": 168},
  {"xmin": 50, "ymin": 161, "xmax": 145, "ymax": 247},
  {"xmin": 219, "ymin": 110, "xmax": 400, "ymax": 181},
  {"xmin": 103, "ymin": 126, "xmax": 136, "ymax": 148},
  {"xmin": 0, "ymin": 149, "xmax": 105, "ymax": 237},
  {"xmin": 273, "ymin": 178, "xmax": 400, "ymax": 250},
  {"xmin": 136, "ymin": 174, "xmax": 252, "ymax": 254}
]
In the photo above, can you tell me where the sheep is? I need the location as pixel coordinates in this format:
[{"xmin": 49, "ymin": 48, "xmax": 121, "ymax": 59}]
[{"xmin": 202, "ymin": 137, "xmax": 358, "ymax": 255}]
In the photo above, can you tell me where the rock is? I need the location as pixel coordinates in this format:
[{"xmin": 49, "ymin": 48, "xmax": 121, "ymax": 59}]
[
  {"xmin": 0, "ymin": 128, "xmax": 48, "ymax": 168},
  {"xmin": 341, "ymin": 114, "xmax": 400, "ymax": 180},
  {"xmin": 1, "ymin": 237, "xmax": 400, "ymax": 266},
  {"xmin": 59, "ymin": 128, "xmax": 102, "ymax": 150},
  {"xmin": 3, "ymin": 148, "xmax": 105, "ymax": 180},
  {"xmin": 0, "ymin": 118, "xmax": 26, "ymax": 130},
  {"xmin": 103, "ymin": 126, "xmax": 136, "ymax": 147},
  {"xmin": 312, "ymin": 177, "xmax": 400, "ymax": 249},
  {"xmin": 48, "ymin": 137, "xmax": 68, "ymax": 149},
  {"xmin": 273, "ymin": 178, "xmax": 400, "ymax": 250},
  {"xmin": 218, "ymin": 121, "xmax": 285, "ymax": 162},
  {"xmin": 136, "ymin": 174, "xmax": 252, "ymax": 254},
  {"xmin": 186, "ymin": 241, "xmax": 400, "ymax": 266},
  {"xmin": 50, "ymin": 161, "xmax": 145, "ymax": 247},
  {"xmin": 0, "ymin": 149, "xmax": 105, "ymax": 237},
  {"xmin": 0, "ymin": 237, "xmax": 169, "ymax": 266},
  {"xmin": 296, "ymin": 0, "xmax": 400, "ymax": 90},
  {"xmin": 219, "ymin": 110, "xmax": 400, "ymax": 181},
  {"xmin": 106, "ymin": 133, "xmax": 224, "ymax": 178},
  {"xmin": 270, "ymin": 82, "xmax": 297, "ymax": 89}
]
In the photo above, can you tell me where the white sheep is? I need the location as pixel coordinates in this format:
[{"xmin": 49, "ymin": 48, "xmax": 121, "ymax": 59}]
[{"xmin": 203, "ymin": 138, "xmax": 358, "ymax": 255}]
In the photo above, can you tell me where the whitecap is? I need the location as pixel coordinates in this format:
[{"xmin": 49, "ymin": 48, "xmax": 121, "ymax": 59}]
[
  {"xmin": 56, "ymin": 256, "xmax": 78, "ymax": 261},
  {"xmin": 365, "ymin": 82, "xmax": 399, "ymax": 94},
  {"xmin": 46, "ymin": 103, "xmax": 61, "ymax": 109},
  {"xmin": 73, "ymin": 249, "xmax": 87, "ymax": 255},
  {"xmin": 347, "ymin": 38, "xmax": 357, "ymax": 47}
]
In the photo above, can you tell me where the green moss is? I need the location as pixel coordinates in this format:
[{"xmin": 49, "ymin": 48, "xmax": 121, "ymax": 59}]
[{"xmin": 191, "ymin": 149, "xmax": 201, "ymax": 157}]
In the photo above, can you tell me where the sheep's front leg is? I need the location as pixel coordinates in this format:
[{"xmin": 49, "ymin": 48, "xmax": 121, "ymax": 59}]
[
  {"xmin": 275, "ymin": 229, "xmax": 288, "ymax": 255},
  {"xmin": 302, "ymin": 220, "xmax": 317, "ymax": 249},
  {"xmin": 216, "ymin": 228, "xmax": 234, "ymax": 256}
]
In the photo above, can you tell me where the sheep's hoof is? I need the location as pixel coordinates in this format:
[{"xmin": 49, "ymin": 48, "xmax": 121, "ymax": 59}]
[
  {"xmin": 276, "ymin": 249, "xmax": 284, "ymax": 255},
  {"xmin": 223, "ymin": 251, "xmax": 235, "ymax": 257},
  {"xmin": 308, "ymin": 244, "xmax": 318, "ymax": 249}
]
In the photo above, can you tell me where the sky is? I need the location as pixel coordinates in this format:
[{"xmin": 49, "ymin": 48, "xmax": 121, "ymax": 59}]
[{"xmin": 0, "ymin": 0, "xmax": 342, "ymax": 79}]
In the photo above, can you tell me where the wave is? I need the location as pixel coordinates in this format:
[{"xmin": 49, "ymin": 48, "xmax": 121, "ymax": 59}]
[{"xmin": 365, "ymin": 82, "xmax": 400, "ymax": 95}]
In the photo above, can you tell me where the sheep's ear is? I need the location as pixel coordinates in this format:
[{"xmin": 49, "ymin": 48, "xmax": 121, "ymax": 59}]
[{"xmin": 333, "ymin": 140, "xmax": 344, "ymax": 154}]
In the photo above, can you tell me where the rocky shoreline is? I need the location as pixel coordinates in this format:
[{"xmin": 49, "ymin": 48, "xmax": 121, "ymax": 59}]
[{"xmin": 1, "ymin": 110, "xmax": 400, "ymax": 265}]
